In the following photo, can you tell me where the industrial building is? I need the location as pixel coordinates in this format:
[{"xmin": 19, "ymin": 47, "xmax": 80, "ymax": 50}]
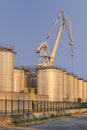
[
  {"xmin": 0, "ymin": 44, "xmax": 87, "ymax": 102},
  {"xmin": 36, "ymin": 67, "xmax": 87, "ymax": 102}
]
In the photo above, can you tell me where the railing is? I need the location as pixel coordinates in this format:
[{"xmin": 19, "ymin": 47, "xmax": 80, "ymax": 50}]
[{"xmin": 0, "ymin": 99, "xmax": 87, "ymax": 116}]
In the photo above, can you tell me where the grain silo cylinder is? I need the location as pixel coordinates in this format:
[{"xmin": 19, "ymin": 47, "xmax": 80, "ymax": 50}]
[
  {"xmin": 83, "ymin": 80, "xmax": 87, "ymax": 102},
  {"xmin": 66, "ymin": 73, "xmax": 74, "ymax": 102},
  {"xmin": 63, "ymin": 70, "xmax": 67, "ymax": 101},
  {"xmin": 77, "ymin": 78, "xmax": 84, "ymax": 102},
  {"xmin": 36, "ymin": 67, "xmax": 63, "ymax": 101},
  {"xmin": 57, "ymin": 69, "xmax": 63, "ymax": 101},
  {"xmin": 14, "ymin": 68, "xmax": 24, "ymax": 92},
  {"xmin": 0, "ymin": 47, "xmax": 15, "ymax": 92},
  {"xmin": 86, "ymin": 81, "xmax": 87, "ymax": 101},
  {"xmin": 73, "ymin": 75, "xmax": 78, "ymax": 101}
]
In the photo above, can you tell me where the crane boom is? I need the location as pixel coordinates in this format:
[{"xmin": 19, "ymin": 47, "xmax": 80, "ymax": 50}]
[
  {"xmin": 35, "ymin": 10, "xmax": 73, "ymax": 67},
  {"xmin": 49, "ymin": 17, "xmax": 64, "ymax": 66},
  {"xmin": 49, "ymin": 10, "xmax": 72, "ymax": 66},
  {"xmin": 35, "ymin": 13, "xmax": 60, "ymax": 55},
  {"xmin": 35, "ymin": 40, "xmax": 48, "ymax": 53},
  {"xmin": 46, "ymin": 13, "xmax": 61, "ymax": 40}
]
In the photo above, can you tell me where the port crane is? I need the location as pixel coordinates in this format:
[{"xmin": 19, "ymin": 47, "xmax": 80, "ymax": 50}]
[{"xmin": 35, "ymin": 10, "xmax": 73, "ymax": 67}]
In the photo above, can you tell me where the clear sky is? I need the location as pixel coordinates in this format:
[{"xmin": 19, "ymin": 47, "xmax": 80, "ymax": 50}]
[{"xmin": 0, "ymin": 0, "xmax": 87, "ymax": 79}]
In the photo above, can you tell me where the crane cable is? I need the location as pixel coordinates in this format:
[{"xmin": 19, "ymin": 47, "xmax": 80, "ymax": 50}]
[
  {"xmin": 69, "ymin": 18, "xmax": 74, "ymax": 73},
  {"xmin": 46, "ymin": 13, "xmax": 61, "ymax": 40},
  {"xmin": 64, "ymin": 12, "xmax": 74, "ymax": 73},
  {"xmin": 71, "ymin": 45, "xmax": 74, "ymax": 73}
]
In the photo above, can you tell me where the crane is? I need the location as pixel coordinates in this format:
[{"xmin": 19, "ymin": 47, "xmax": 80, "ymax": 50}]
[
  {"xmin": 35, "ymin": 10, "xmax": 73, "ymax": 67},
  {"xmin": 35, "ymin": 39, "xmax": 49, "ymax": 66}
]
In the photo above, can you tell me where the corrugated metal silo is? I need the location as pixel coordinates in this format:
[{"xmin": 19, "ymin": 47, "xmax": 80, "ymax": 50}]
[
  {"xmin": 14, "ymin": 68, "xmax": 24, "ymax": 92},
  {"xmin": 73, "ymin": 75, "xmax": 78, "ymax": 101},
  {"xmin": 86, "ymin": 81, "xmax": 87, "ymax": 102},
  {"xmin": 24, "ymin": 69, "xmax": 30, "ymax": 90},
  {"xmin": 66, "ymin": 73, "xmax": 69, "ymax": 101},
  {"xmin": 83, "ymin": 80, "xmax": 87, "ymax": 102},
  {"xmin": 63, "ymin": 70, "xmax": 67, "ymax": 101},
  {"xmin": 77, "ymin": 78, "xmax": 84, "ymax": 102},
  {"xmin": 0, "ymin": 46, "xmax": 15, "ymax": 92},
  {"xmin": 57, "ymin": 69, "xmax": 63, "ymax": 101},
  {"xmin": 66, "ymin": 73, "xmax": 74, "ymax": 101},
  {"xmin": 37, "ymin": 67, "xmax": 63, "ymax": 101}
]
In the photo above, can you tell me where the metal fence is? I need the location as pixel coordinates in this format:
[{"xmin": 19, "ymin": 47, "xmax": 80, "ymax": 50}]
[{"xmin": 0, "ymin": 99, "xmax": 87, "ymax": 116}]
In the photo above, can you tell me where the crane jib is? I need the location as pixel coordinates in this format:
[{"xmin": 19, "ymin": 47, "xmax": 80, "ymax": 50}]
[{"xmin": 35, "ymin": 10, "xmax": 73, "ymax": 67}]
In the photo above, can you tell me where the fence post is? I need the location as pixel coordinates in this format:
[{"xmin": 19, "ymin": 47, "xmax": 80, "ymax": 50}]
[
  {"xmin": 44, "ymin": 101, "xmax": 45, "ymax": 112},
  {"xmin": 37, "ymin": 101, "xmax": 38, "ymax": 112},
  {"xmin": 11, "ymin": 100, "xmax": 13, "ymax": 116},
  {"xmin": 56, "ymin": 101, "xmax": 58, "ymax": 111},
  {"xmin": 5, "ymin": 99, "xmax": 7, "ymax": 115},
  {"xmin": 58, "ymin": 102, "xmax": 59, "ymax": 111},
  {"xmin": 23, "ymin": 100, "xmax": 24, "ymax": 115},
  {"xmin": 56, "ymin": 101, "xmax": 57, "ymax": 111},
  {"xmin": 28, "ymin": 100, "xmax": 29, "ymax": 113},
  {"xmin": 47, "ymin": 101, "xmax": 48, "ymax": 111},
  {"xmin": 63, "ymin": 102, "xmax": 64, "ymax": 110},
  {"xmin": 18, "ymin": 100, "xmax": 19, "ymax": 115},
  {"xmin": 53, "ymin": 101, "xmax": 54, "ymax": 111}
]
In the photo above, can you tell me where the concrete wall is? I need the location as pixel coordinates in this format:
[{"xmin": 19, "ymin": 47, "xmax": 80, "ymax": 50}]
[{"xmin": 0, "ymin": 92, "xmax": 49, "ymax": 101}]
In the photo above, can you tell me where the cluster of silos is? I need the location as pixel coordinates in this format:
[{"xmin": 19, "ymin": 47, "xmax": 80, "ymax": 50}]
[
  {"xmin": 0, "ymin": 46, "xmax": 15, "ymax": 92},
  {"xmin": 14, "ymin": 67, "xmax": 37, "ymax": 93},
  {"xmin": 0, "ymin": 44, "xmax": 37, "ymax": 93},
  {"xmin": 1, "ymin": 45, "xmax": 87, "ymax": 102},
  {"xmin": 36, "ymin": 67, "xmax": 87, "ymax": 102}
]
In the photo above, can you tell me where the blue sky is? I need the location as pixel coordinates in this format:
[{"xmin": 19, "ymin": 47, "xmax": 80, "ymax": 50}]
[{"xmin": 0, "ymin": 0, "xmax": 87, "ymax": 79}]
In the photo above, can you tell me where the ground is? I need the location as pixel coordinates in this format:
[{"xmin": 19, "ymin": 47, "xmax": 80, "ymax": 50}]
[{"xmin": 0, "ymin": 113, "xmax": 87, "ymax": 130}]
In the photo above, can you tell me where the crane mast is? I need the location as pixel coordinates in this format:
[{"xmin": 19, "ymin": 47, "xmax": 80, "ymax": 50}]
[
  {"xmin": 49, "ymin": 11, "xmax": 64, "ymax": 66},
  {"xmin": 35, "ymin": 10, "xmax": 73, "ymax": 67},
  {"xmin": 49, "ymin": 10, "xmax": 72, "ymax": 66}
]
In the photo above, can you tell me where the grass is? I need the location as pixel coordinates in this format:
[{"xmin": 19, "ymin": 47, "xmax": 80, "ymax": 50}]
[
  {"xmin": 12, "ymin": 117, "xmax": 49, "ymax": 125},
  {"xmin": 11, "ymin": 113, "xmax": 71, "ymax": 126}
]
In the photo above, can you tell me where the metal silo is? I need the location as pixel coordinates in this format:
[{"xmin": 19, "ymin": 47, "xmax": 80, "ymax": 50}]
[
  {"xmin": 0, "ymin": 46, "xmax": 15, "ymax": 92},
  {"xmin": 83, "ymin": 80, "xmax": 87, "ymax": 102},
  {"xmin": 37, "ymin": 68, "xmax": 50, "ymax": 99},
  {"xmin": 24, "ymin": 69, "xmax": 30, "ymax": 90},
  {"xmin": 86, "ymin": 81, "xmax": 87, "ymax": 101},
  {"xmin": 73, "ymin": 75, "xmax": 78, "ymax": 101},
  {"xmin": 66, "ymin": 73, "xmax": 74, "ymax": 101},
  {"xmin": 57, "ymin": 69, "xmax": 63, "ymax": 101},
  {"xmin": 14, "ymin": 68, "xmax": 24, "ymax": 92},
  {"xmin": 37, "ymin": 67, "xmax": 63, "ymax": 101},
  {"xmin": 66, "ymin": 73, "xmax": 70, "ymax": 101},
  {"xmin": 63, "ymin": 70, "xmax": 67, "ymax": 101},
  {"xmin": 77, "ymin": 78, "xmax": 84, "ymax": 102}
]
